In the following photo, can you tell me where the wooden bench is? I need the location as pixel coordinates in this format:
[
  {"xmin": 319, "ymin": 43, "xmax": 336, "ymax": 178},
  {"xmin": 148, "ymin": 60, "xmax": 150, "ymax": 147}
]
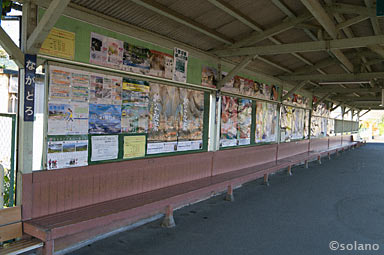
[
  {"xmin": 0, "ymin": 206, "xmax": 42, "ymax": 255},
  {"xmin": 22, "ymin": 140, "xmax": 357, "ymax": 254}
]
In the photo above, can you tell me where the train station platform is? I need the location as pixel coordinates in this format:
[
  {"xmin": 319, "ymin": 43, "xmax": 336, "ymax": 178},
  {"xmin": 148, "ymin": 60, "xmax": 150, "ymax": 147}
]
[{"xmin": 68, "ymin": 143, "xmax": 384, "ymax": 255}]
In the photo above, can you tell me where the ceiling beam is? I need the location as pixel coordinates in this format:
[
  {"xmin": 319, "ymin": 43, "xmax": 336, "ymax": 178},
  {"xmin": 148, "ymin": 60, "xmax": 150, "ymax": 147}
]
[
  {"xmin": 330, "ymin": 103, "xmax": 341, "ymax": 111},
  {"xmin": 215, "ymin": 12, "xmax": 312, "ymax": 50},
  {"xmin": 27, "ymin": 0, "xmax": 71, "ymax": 54},
  {"xmin": 326, "ymin": 3, "xmax": 376, "ymax": 17},
  {"xmin": 359, "ymin": 109, "xmax": 371, "ymax": 117},
  {"xmin": 129, "ymin": 0, "xmax": 233, "ymax": 45},
  {"xmin": 336, "ymin": 15, "xmax": 370, "ymax": 31},
  {"xmin": 300, "ymin": 0, "xmax": 354, "ymax": 72},
  {"xmin": 312, "ymin": 87, "xmax": 382, "ymax": 93},
  {"xmin": 217, "ymin": 55, "xmax": 256, "ymax": 89},
  {"xmin": 280, "ymin": 72, "xmax": 384, "ymax": 82},
  {"xmin": 332, "ymin": 96, "xmax": 381, "ymax": 101},
  {"xmin": 207, "ymin": 0, "xmax": 261, "ymax": 32},
  {"xmin": 365, "ymin": 0, "xmax": 382, "ymax": 35},
  {"xmin": 214, "ymin": 35, "xmax": 384, "ymax": 57},
  {"xmin": 207, "ymin": 0, "xmax": 295, "ymax": 73},
  {"xmin": 0, "ymin": 27, "xmax": 24, "ymax": 68}
]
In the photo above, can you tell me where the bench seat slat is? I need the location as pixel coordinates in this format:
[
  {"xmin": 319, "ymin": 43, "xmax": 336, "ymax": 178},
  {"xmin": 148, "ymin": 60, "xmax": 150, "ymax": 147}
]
[{"xmin": 0, "ymin": 239, "xmax": 43, "ymax": 255}]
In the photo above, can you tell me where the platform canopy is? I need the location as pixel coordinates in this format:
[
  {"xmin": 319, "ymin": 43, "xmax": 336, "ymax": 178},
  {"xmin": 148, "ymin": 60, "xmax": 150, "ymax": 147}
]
[{"xmin": 15, "ymin": 0, "xmax": 384, "ymax": 110}]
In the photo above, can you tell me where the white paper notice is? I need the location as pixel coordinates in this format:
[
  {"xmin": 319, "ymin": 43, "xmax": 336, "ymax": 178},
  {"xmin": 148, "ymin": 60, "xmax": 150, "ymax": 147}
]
[{"xmin": 91, "ymin": 135, "xmax": 119, "ymax": 161}]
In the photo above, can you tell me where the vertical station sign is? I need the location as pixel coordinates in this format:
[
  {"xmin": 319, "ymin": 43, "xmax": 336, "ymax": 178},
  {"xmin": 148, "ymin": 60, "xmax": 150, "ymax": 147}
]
[
  {"xmin": 377, "ymin": 1, "xmax": 384, "ymax": 16},
  {"xmin": 24, "ymin": 54, "xmax": 36, "ymax": 121}
]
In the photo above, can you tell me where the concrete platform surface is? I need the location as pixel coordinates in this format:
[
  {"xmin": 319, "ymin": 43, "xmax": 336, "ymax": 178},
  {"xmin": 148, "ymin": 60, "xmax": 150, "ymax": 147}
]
[{"xmin": 69, "ymin": 143, "xmax": 384, "ymax": 255}]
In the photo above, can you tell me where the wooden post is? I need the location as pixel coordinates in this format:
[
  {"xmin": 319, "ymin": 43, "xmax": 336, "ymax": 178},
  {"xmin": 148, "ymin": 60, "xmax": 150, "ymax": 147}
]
[
  {"xmin": 42, "ymin": 240, "xmax": 54, "ymax": 255},
  {"xmin": 305, "ymin": 160, "xmax": 309, "ymax": 168},
  {"xmin": 224, "ymin": 185, "xmax": 234, "ymax": 202},
  {"xmin": 287, "ymin": 165, "xmax": 292, "ymax": 176},
  {"xmin": 161, "ymin": 205, "xmax": 176, "ymax": 228},
  {"xmin": 328, "ymin": 152, "xmax": 331, "ymax": 160},
  {"xmin": 263, "ymin": 173, "xmax": 270, "ymax": 186}
]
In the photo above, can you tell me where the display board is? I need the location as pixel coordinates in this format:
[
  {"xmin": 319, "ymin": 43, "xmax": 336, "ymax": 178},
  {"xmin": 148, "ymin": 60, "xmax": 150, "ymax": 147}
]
[{"xmin": 47, "ymin": 64, "xmax": 207, "ymax": 170}]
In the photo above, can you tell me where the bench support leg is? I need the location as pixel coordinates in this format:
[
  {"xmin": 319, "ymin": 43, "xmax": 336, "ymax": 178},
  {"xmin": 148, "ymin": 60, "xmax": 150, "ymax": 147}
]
[
  {"xmin": 42, "ymin": 240, "xmax": 54, "ymax": 255},
  {"xmin": 161, "ymin": 205, "xmax": 176, "ymax": 228},
  {"xmin": 263, "ymin": 174, "xmax": 270, "ymax": 186},
  {"xmin": 224, "ymin": 185, "xmax": 234, "ymax": 202},
  {"xmin": 287, "ymin": 165, "xmax": 292, "ymax": 176},
  {"xmin": 305, "ymin": 160, "xmax": 308, "ymax": 168},
  {"xmin": 328, "ymin": 153, "xmax": 331, "ymax": 160},
  {"xmin": 318, "ymin": 155, "xmax": 321, "ymax": 164}
]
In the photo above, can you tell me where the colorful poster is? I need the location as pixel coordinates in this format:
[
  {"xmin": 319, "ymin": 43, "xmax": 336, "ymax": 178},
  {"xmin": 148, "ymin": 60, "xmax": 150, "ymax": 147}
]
[
  {"xmin": 220, "ymin": 96, "xmax": 238, "ymax": 147},
  {"xmin": 47, "ymin": 136, "xmax": 88, "ymax": 170},
  {"xmin": 91, "ymin": 135, "xmax": 119, "ymax": 161},
  {"xmin": 148, "ymin": 50, "xmax": 173, "ymax": 79},
  {"xmin": 255, "ymin": 102, "xmax": 277, "ymax": 143},
  {"xmin": 90, "ymin": 32, "xmax": 108, "ymax": 66},
  {"xmin": 280, "ymin": 105, "xmax": 293, "ymax": 141},
  {"xmin": 254, "ymin": 82, "xmax": 269, "ymax": 99},
  {"xmin": 201, "ymin": 66, "xmax": 218, "ymax": 88},
  {"xmin": 270, "ymin": 85, "xmax": 279, "ymax": 101},
  {"xmin": 123, "ymin": 135, "xmax": 146, "ymax": 159},
  {"xmin": 237, "ymin": 99, "xmax": 252, "ymax": 145},
  {"xmin": 40, "ymin": 28, "xmax": 75, "ymax": 60},
  {"xmin": 71, "ymin": 72, "xmax": 90, "ymax": 102},
  {"xmin": 122, "ymin": 42, "xmax": 151, "ymax": 74},
  {"xmin": 105, "ymin": 37, "xmax": 124, "ymax": 68},
  {"xmin": 283, "ymin": 90, "xmax": 308, "ymax": 108},
  {"xmin": 89, "ymin": 104, "xmax": 121, "ymax": 134},
  {"xmin": 304, "ymin": 110, "xmax": 310, "ymax": 138},
  {"xmin": 148, "ymin": 83, "xmax": 180, "ymax": 142},
  {"xmin": 90, "ymin": 75, "xmax": 122, "ymax": 105},
  {"xmin": 177, "ymin": 89, "xmax": 204, "ymax": 141},
  {"xmin": 121, "ymin": 78, "xmax": 150, "ymax": 133},
  {"xmin": 49, "ymin": 67, "xmax": 71, "ymax": 102},
  {"xmin": 311, "ymin": 116, "xmax": 322, "ymax": 137},
  {"xmin": 48, "ymin": 102, "xmax": 89, "ymax": 135},
  {"xmin": 292, "ymin": 108, "xmax": 305, "ymax": 139},
  {"xmin": 173, "ymin": 48, "xmax": 188, "ymax": 82}
]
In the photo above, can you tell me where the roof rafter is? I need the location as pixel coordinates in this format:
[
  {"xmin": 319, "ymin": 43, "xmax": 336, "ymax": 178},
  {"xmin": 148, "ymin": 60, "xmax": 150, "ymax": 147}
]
[
  {"xmin": 214, "ymin": 35, "xmax": 384, "ymax": 57},
  {"xmin": 300, "ymin": 0, "xmax": 354, "ymax": 72},
  {"xmin": 129, "ymin": 0, "xmax": 234, "ymax": 45},
  {"xmin": 280, "ymin": 72, "xmax": 384, "ymax": 82},
  {"xmin": 0, "ymin": 27, "xmax": 24, "ymax": 67},
  {"xmin": 27, "ymin": 0, "xmax": 71, "ymax": 54}
]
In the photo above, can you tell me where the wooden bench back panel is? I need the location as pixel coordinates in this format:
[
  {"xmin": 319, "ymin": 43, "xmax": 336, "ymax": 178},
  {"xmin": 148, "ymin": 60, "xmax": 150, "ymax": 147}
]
[
  {"xmin": 0, "ymin": 206, "xmax": 22, "ymax": 242},
  {"xmin": 26, "ymin": 152, "xmax": 213, "ymax": 219},
  {"xmin": 212, "ymin": 144, "xmax": 277, "ymax": 176},
  {"xmin": 342, "ymin": 135, "xmax": 353, "ymax": 144},
  {"xmin": 0, "ymin": 222, "xmax": 22, "ymax": 242},
  {"xmin": 277, "ymin": 140, "xmax": 309, "ymax": 160},
  {"xmin": 309, "ymin": 137, "xmax": 329, "ymax": 152},
  {"xmin": 329, "ymin": 136, "xmax": 342, "ymax": 148},
  {"xmin": 0, "ymin": 206, "xmax": 20, "ymax": 226}
]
